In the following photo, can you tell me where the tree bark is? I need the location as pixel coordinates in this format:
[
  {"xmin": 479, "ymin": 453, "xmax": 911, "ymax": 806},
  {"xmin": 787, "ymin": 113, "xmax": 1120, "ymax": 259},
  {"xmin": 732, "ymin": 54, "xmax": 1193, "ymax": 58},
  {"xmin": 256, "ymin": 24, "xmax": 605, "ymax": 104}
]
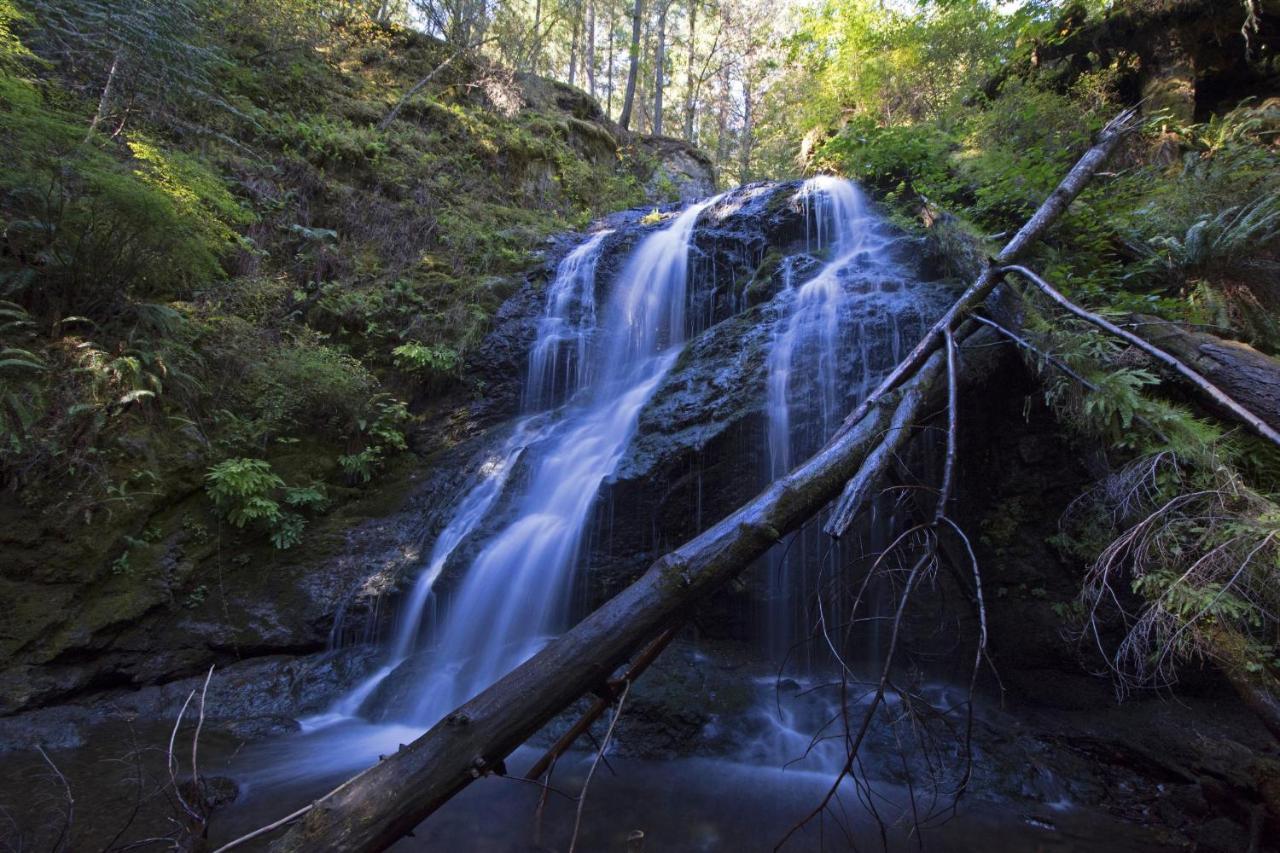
[
  {"xmin": 586, "ymin": 0, "xmax": 597, "ymax": 98},
  {"xmin": 569, "ymin": 0, "xmax": 581, "ymax": 86},
  {"xmin": 270, "ymin": 114, "xmax": 1134, "ymax": 853},
  {"xmin": 618, "ymin": 0, "xmax": 643, "ymax": 130},
  {"xmin": 738, "ymin": 73, "xmax": 753, "ymax": 183},
  {"xmin": 1126, "ymin": 314, "xmax": 1280, "ymax": 434},
  {"xmin": 606, "ymin": 1, "xmax": 616, "ymax": 116},
  {"xmin": 86, "ymin": 49, "xmax": 122, "ymax": 141},
  {"xmin": 531, "ymin": 0, "xmax": 543, "ymax": 73},
  {"xmin": 683, "ymin": 0, "xmax": 698, "ymax": 142},
  {"xmin": 653, "ymin": 0, "xmax": 668, "ymax": 136}
]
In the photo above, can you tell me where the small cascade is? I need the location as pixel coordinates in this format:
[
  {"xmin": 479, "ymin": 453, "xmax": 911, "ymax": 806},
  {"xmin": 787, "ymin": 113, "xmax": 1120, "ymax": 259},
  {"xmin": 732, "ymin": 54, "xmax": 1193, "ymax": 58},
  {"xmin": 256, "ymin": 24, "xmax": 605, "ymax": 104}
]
[
  {"xmin": 234, "ymin": 180, "xmax": 948, "ymax": 801},
  {"xmin": 762, "ymin": 176, "xmax": 930, "ymax": 670},
  {"xmin": 299, "ymin": 197, "xmax": 720, "ymax": 736},
  {"xmin": 524, "ymin": 229, "xmax": 612, "ymax": 411}
]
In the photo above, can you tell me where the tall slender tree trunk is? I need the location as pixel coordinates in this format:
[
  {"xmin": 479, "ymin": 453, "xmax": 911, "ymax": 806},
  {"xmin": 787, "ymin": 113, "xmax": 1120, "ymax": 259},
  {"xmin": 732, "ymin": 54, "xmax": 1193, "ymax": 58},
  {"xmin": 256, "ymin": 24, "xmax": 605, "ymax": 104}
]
[
  {"xmin": 619, "ymin": 0, "xmax": 644, "ymax": 131},
  {"xmin": 569, "ymin": 0, "xmax": 581, "ymax": 85},
  {"xmin": 607, "ymin": 2, "xmax": 617, "ymax": 117},
  {"xmin": 86, "ymin": 49, "xmax": 122, "ymax": 141},
  {"xmin": 653, "ymin": 0, "xmax": 668, "ymax": 136},
  {"xmin": 738, "ymin": 73, "xmax": 753, "ymax": 183},
  {"xmin": 683, "ymin": 0, "xmax": 698, "ymax": 142},
  {"xmin": 587, "ymin": 0, "xmax": 597, "ymax": 98},
  {"xmin": 531, "ymin": 0, "xmax": 543, "ymax": 73},
  {"xmin": 714, "ymin": 64, "xmax": 731, "ymax": 173}
]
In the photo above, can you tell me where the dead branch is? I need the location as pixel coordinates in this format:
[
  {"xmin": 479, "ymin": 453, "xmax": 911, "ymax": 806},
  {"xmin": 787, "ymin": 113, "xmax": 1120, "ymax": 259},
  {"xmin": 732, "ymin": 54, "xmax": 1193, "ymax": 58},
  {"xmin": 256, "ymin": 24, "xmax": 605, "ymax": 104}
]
[
  {"xmin": 191, "ymin": 665, "xmax": 214, "ymax": 814},
  {"xmin": 823, "ymin": 109, "xmax": 1139, "ymax": 537},
  {"xmin": 34, "ymin": 746, "xmax": 73, "ymax": 853},
  {"xmin": 1124, "ymin": 313, "xmax": 1280, "ymax": 433},
  {"xmin": 568, "ymin": 680, "xmax": 631, "ymax": 853},
  {"xmin": 829, "ymin": 108, "xmax": 1137, "ymax": 449},
  {"xmin": 776, "ymin": 548, "xmax": 936, "ymax": 850},
  {"xmin": 167, "ymin": 690, "xmax": 201, "ymax": 826},
  {"xmin": 525, "ymin": 626, "xmax": 678, "ymax": 782}
]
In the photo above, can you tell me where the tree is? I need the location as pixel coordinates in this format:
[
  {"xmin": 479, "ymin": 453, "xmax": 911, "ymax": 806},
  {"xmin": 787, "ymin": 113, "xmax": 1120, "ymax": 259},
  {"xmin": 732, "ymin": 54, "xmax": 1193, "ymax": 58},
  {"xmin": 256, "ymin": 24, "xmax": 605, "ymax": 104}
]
[
  {"xmin": 618, "ymin": 0, "xmax": 643, "ymax": 130},
  {"xmin": 653, "ymin": 0, "xmax": 671, "ymax": 135},
  {"xmin": 682, "ymin": 0, "xmax": 699, "ymax": 141}
]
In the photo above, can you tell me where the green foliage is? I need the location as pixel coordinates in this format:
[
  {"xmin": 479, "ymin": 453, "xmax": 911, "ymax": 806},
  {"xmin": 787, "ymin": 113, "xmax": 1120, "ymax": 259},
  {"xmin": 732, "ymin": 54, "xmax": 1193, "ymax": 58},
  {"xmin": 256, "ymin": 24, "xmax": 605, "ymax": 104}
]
[
  {"xmin": 339, "ymin": 394, "xmax": 409, "ymax": 483},
  {"xmin": 0, "ymin": 75, "xmax": 248, "ymax": 326},
  {"xmin": 205, "ymin": 457, "xmax": 286, "ymax": 527},
  {"xmin": 204, "ymin": 456, "xmax": 326, "ymax": 549},
  {"xmin": 391, "ymin": 341, "xmax": 458, "ymax": 376}
]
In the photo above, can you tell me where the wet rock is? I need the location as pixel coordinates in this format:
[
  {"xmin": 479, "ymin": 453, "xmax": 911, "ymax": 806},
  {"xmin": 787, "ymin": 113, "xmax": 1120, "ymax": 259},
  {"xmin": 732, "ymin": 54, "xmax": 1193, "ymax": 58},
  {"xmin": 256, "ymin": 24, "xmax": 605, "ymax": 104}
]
[
  {"xmin": 1194, "ymin": 816, "xmax": 1250, "ymax": 853},
  {"xmin": 216, "ymin": 715, "xmax": 303, "ymax": 740},
  {"xmin": 0, "ymin": 648, "xmax": 374, "ymax": 753}
]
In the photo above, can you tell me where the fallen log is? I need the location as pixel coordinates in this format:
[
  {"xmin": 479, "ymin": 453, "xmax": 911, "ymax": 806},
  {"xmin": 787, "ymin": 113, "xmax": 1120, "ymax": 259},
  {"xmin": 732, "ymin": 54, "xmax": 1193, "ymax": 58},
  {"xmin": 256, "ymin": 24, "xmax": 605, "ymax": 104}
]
[
  {"xmin": 271, "ymin": 348, "xmax": 951, "ymax": 853},
  {"xmin": 1000, "ymin": 265, "xmax": 1280, "ymax": 449},
  {"xmin": 1126, "ymin": 313, "xmax": 1280, "ymax": 434},
  {"xmin": 269, "ymin": 112, "xmax": 1136, "ymax": 853}
]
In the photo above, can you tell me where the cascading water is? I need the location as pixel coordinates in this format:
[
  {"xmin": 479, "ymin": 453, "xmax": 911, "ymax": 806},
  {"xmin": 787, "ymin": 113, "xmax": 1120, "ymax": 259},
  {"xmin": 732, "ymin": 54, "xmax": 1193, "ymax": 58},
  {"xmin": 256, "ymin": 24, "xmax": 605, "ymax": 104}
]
[
  {"xmin": 404, "ymin": 197, "xmax": 716, "ymax": 725},
  {"xmin": 762, "ymin": 176, "xmax": 933, "ymax": 670},
  {"xmin": 524, "ymin": 229, "xmax": 612, "ymax": 411},
  {"xmin": 301, "ymin": 197, "xmax": 716, "ymax": 745},
  {"xmin": 195, "ymin": 178, "xmax": 1051, "ymax": 853}
]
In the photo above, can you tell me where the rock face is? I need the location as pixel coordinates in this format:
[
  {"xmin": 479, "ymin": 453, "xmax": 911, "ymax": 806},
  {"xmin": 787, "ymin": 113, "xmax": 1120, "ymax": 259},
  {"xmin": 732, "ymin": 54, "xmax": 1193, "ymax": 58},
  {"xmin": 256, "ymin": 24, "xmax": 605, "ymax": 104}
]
[
  {"xmin": 637, "ymin": 135, "xmax": 719, "ymax": 203},
  {"xmin": 986, "ymin": 0, "xmax": 1280, "ymax": 120}
]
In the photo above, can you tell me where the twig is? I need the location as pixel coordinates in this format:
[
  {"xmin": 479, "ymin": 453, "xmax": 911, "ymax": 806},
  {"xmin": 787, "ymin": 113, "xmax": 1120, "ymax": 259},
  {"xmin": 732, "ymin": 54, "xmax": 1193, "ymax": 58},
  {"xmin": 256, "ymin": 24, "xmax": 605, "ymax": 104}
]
[
  {"xmin": 568, "ymin": 680, "xmax": 631, "ymax": 853},
  {"xmin": 935, "ymin": 329, "xmax": 958, "ymax": 523},
  {"xmin": 167, "ymin": 690, "xmax": 201, "ymax": 824},
  {"xmin": 191, "ymin": 665, "xmax": 214, "ymax": 812},
  {"xmin": 526, "ymin": 626, "xmax": 677, "ymax": 781},
  {"xmin": 776, "ymin": 549, "xmax": 934, "ymax": 850},
  {"xmin": 209, "ymin": 761, "xmax": 382, "ymax": 853},
  {"xmin": 35, "ymin": 746, "xmax": 73, "ymax": 853}
]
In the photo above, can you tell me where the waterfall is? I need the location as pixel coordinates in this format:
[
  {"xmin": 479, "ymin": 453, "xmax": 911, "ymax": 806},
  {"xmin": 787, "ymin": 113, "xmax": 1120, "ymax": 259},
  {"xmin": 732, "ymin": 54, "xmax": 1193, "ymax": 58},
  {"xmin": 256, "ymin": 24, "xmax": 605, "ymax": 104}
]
[
  {"xmin": 404, "ymin": 197, "xmax": 716, "ymax": 724},
  {"xmin": 762, "ymin": 176, "xmax": 928, "ymax": 669},
  {"xmin": 309, "ymin": 197, "xmax": 718, "ymax": 734},
  {"xmin": 524, "ymin": 229, "xmax": 612, "ymax": 411}
]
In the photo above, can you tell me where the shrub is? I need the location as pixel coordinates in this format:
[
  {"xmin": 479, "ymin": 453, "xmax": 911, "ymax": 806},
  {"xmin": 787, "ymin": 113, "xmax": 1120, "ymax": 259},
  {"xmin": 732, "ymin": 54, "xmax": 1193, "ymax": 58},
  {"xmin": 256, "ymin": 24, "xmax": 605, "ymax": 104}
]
[{"xmin": 204, "ymin": 456, "xmax": 325, "ymax": 548}]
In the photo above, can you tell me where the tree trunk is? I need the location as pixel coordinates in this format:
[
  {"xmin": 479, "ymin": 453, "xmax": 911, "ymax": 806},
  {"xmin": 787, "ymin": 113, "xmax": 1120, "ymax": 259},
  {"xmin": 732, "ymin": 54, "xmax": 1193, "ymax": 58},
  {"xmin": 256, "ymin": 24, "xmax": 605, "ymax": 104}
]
[
  {"xmin": 531, "ymin": 0, "xmax": 543, "ymax": 73},
  {"xmin": 587, "ymin": 0, "xmax": 597, "ymax": 98},
  {"xmin": 618, "ymin": 0, "xmax": 644, "ymax": 130},
  {"xmin": 1127, "ymin": 314, "xmax": 1280, "ymax": 433},
  {"xmin": 713, "ymin": 63, "xmax": 731, "ymax": 172},
  {"xmin": 606, "ymin": 2, "xmax": 616, "ymax": 116},
  {"xmin": 86, "ymin": 49, "xmax": 122, "ymax": 141},
  {"xmin": 738, "ymin": 74, "xmax": 753, "ymax": 183},
  {"xmin": 569, "ymin": 0, "xmax": 581, "ymax": 86},
  {"xmin": 653, "ymin": 0, "xmax": 668, "ymax": 136},
  {"xmin": 269, "ymin": 115, "xmax": 1134, "ymax": 853},
  {"xmin": 683, "ymin": 0, "xmax": 698, "ymax": 143}
]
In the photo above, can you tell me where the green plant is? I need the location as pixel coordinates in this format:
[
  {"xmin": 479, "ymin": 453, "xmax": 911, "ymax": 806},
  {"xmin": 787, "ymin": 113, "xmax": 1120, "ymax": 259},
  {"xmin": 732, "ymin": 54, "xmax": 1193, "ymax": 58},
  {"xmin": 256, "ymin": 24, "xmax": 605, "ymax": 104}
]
[
  {"xmin": 1140, "ymin": 193, "xmax": 1280, "ymax": 279},
  {"xmin": 205, "ymin": 457, "xmax": 286, "ymax": 527},
  {"xmin": 391, "ymin": 341, "xmax": 458, "ymax": 376},
  {"xmin": 339, "ymin": 394, "xmax": 409, "ymax": 483}
]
